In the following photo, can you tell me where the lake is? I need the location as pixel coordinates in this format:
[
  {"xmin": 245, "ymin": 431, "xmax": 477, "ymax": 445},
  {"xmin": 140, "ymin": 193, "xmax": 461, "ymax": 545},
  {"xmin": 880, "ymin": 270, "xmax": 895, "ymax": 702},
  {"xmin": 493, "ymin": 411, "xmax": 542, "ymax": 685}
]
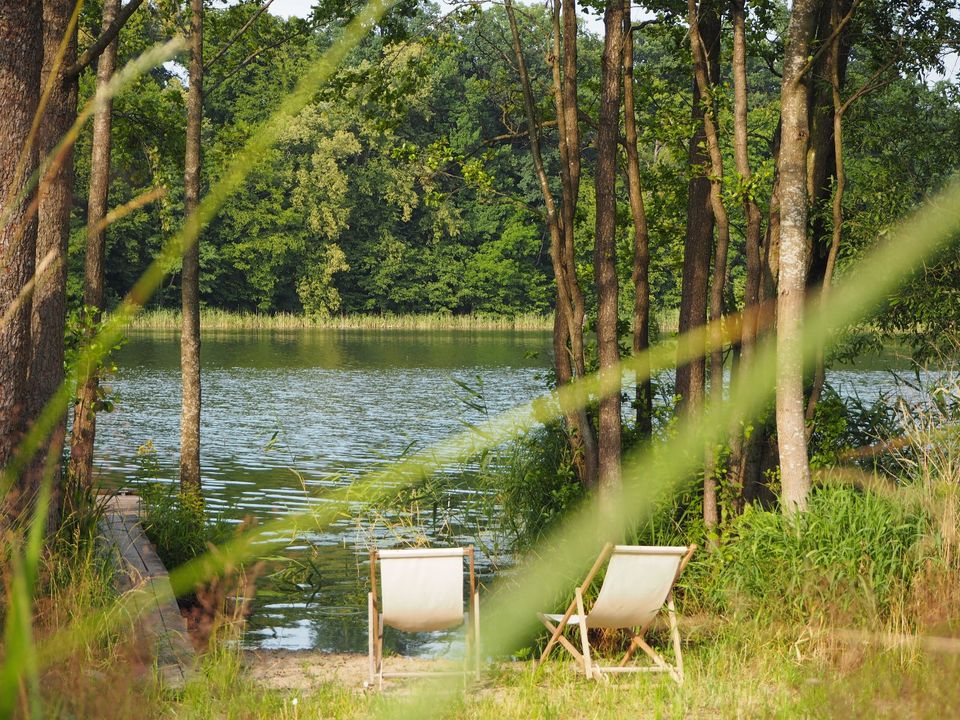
[{"xmin": 94, "ymin": 328, "xmax": 930, "ymax": 654}]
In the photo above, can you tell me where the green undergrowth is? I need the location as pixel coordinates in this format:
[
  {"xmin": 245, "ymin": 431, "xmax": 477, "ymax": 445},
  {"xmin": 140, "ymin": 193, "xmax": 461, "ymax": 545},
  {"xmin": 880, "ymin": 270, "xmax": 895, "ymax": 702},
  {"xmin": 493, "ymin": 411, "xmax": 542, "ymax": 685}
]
[
  {"xmin": 688, "ymin": 483, "xmax": 930, "ymax": 626},
  {"xmin": 138, "ymin": 482, "xmax": 233, "ymax": 570}
]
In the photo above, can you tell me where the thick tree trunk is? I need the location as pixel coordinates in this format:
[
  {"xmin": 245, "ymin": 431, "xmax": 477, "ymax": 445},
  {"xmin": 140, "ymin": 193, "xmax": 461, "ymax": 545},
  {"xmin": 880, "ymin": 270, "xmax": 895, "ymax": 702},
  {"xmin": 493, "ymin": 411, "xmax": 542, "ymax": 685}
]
[
  {"xmin": 180, "ymin": 0, "xmax": 203, "ymax": 496},
  {"xmin": 776, "ymin": 0, "xmax": 821, "ymax": 513},
  {"xmin": 676, "ymin": 0, "xmax": 720, "ymax": 414},
  {"xmin": 594, "ymin": 0, "xmax": 625, "ymax": 494},
  {"xmin": 69, "ymin": 0, "xmax": 121, "ymax": 490},
  {"xmin": 23, "ymin": 0, "xmax": 79, "ymax": 525},
  {"xmin": 0, "ymin": 0, "xmax": 42, "ymax": 521},
  {"xmin": 623, "ymin": 0, "xmax": 652, "ymax": 439}
]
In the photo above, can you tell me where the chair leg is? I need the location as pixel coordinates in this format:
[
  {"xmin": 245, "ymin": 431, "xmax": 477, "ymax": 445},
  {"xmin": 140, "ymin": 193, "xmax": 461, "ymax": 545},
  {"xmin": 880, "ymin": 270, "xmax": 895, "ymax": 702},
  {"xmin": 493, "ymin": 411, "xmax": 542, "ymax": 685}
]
[
  {"xmin": 667, "ymin": 592, "xmax": 684, "ymax": 684},
  {"xmin": 473, "ymin": 591, "xmax": 481, "ymax": 680},
  {"xmin": 538, "ymin": 614, "xmax": 587, "ymax": 665},
  {"xmin": 536, "ymin": 597, "xmax": 577, "ymax": 670},
  {"xmin": 574, "ymin": 588, "xmax": 596, "ymax": 680},
  {"xmin": 619, "ymin": 635, "xmax": 642, "ymax": 667},
  {"xmin": 367, "ymin": 593, "xmax": 375, "ymax": 687}
]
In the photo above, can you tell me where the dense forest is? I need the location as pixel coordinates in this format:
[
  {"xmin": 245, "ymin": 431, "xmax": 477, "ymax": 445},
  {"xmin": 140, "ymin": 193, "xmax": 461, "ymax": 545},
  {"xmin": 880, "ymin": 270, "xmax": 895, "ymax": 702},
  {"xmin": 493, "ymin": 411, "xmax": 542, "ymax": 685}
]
[{"xmin": 71, "ymin": 1, "xmax": 960, "ymax": 326}]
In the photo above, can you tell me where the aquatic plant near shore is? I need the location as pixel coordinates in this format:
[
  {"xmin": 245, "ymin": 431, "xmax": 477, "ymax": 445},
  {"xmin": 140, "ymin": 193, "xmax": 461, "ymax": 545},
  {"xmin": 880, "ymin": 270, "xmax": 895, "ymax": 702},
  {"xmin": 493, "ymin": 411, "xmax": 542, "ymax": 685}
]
[{"xmin": 125, "ymin": 308, "xmax": 554, "ymax": 331}]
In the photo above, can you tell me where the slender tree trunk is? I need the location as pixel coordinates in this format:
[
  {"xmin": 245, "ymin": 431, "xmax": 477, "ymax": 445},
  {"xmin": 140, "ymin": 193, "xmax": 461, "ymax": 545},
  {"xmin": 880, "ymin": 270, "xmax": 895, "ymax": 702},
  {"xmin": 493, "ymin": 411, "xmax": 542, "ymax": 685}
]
[
  {"xmin": 0, "ymin": 0, "xmax": 42, "ymax": 522},
  {"xmin": 687, "ymin": 0, "xmax": 730, "ymax": 406},
  {"xmin": 69, "ymin": 0, "xmax": 121, "ymax": 490},
  {"xmin": 726, "ymin": 0, "xmax": 763, "ymax": 512},
  {"xmin": 594, "ymin": 0, "xmax": 625, "ymax": 494},
  {"xmin": 676, "ymin": 0, "xmax": 720, "ymax": 414},
  {"xmin": 550, "ymin": 0, "xmax": 598, "ymax": 487},
  {"xmin": 805, "ymin": 0, "xmax": 852, "ymax": 293},
  {"xmin": 776, "ymin": 0, "xmax": 820, "ymax": 513},
  {"xmin": 622, "ymin": 0, "xmax": 652, "ymax": 438},
  {"xmin": 510, "ymin": 0, "xmax": 597, "ymax": 488},
  {"xmin": 805, "ymin": 9, "xmax": 890, "ymax": 422},
  {"xmin": 180, "ymin": 0, "xmax": 203, "ymax": 496},
  {"xmin": 687, "ymin": 0, "xmax": 730, "ymax": 529}
]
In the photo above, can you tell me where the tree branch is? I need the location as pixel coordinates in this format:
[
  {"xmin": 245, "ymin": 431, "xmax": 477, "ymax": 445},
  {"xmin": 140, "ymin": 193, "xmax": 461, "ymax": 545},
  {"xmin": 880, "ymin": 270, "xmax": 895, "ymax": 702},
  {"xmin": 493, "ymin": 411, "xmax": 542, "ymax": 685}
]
[
  {"xmin": 66, "ymin": 0, "xmax": 146, "ymax": 78},
  {"xmin": 204, "ymin": 0, "xmax": 276, "ymax": 72},
  {"xmin": 205, "ymin": 25, "xmax": 310, "ymax": 97},
  {"xmin": 796, "ymin": 0, "xmax": 861, "ymax": 82}
]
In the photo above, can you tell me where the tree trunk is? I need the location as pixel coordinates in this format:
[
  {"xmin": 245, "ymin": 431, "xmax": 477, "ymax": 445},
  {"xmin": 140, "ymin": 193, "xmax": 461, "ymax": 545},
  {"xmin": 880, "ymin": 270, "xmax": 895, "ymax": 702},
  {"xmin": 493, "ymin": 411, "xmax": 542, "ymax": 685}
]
[
  {"xmin": 725, "ymin": 0, "xmax": 764, "ymax": 512},
  {"xmin": 69, "ymin": 0, "xmax": 121, "ymax": 490},
  {"xmin": 687, "ymin": 0, "xmax": 731, "ymax": 529},
  {"xmin": 509, "ymin": 0, "xmax": 597, "ymax": 488},
  {"xmin": 676, "ymin": 0, "xmax": 720, "ymax": 414},
  {"xmin": 594, "ymin": 0, "xmax": 625, "ymax": 494},
  {"xmin": 805, "ymin": 0, "xmax": 852, "ymax": 294},
  {"xmin": 0, "ymin": 0, "xmax": 42, "ymax": 522},
  {"xmin": 21, "ymin": 0, "xmax": 79, "ymax": 526},
  {"xmin": 776, "ymin": 0, "xmax": 821, "ymax": 513},
  {"xmin": 180, "ymin": 0, "xmax": 203, "ymax": 496},
  {"xmin": 622, "ymin": 0, "xmax": 652, "ymax": 439}
]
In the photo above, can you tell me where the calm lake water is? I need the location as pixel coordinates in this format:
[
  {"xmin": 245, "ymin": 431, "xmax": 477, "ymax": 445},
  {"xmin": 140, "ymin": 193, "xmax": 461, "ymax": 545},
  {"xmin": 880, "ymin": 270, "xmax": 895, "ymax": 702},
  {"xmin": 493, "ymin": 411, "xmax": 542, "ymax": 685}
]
[{"xmin": 94, "ymin": 328, "xmax": 933, "ymax": 653}]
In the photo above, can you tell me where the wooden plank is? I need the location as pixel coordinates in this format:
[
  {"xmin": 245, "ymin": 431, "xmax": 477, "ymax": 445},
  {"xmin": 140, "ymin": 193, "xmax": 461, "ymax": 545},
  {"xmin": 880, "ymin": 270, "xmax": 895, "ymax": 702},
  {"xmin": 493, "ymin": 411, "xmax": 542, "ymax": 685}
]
[{"xmin": 99, "ymin": 493, "xmax": 196, "ymax": 689}]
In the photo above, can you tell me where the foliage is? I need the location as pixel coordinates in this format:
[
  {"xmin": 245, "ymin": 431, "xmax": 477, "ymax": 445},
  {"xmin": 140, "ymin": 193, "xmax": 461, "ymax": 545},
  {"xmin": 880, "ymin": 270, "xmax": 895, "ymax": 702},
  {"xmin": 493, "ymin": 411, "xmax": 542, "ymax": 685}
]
[
  {"xmin": 473, "ymin": 421, "xmax": 585, "ymax": 555},
  {"xmin": 807, "ymin": 384, "xmax": 902, "ymax": 472}
]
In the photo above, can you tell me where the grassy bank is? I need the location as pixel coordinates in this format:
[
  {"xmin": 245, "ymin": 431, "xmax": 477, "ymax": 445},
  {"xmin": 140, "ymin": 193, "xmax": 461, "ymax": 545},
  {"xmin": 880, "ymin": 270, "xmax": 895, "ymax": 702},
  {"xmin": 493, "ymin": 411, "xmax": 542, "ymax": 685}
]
[{"xmin": 125, "ymin": 308, "xmax": 554, "ymax": 331}]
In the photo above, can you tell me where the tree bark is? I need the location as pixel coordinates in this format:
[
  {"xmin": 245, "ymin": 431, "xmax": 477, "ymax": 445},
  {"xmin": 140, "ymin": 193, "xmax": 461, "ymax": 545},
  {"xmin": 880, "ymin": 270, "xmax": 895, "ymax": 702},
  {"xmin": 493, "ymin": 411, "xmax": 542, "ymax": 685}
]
[
  {"xmin": 776, "ymin": 0, "xmax": 821, "ymax": 513},
  {"xmin": 676, "ymin": 0, "xmax": 720, "ymax": 414},
  {"xmin": 180, "ymin": 0, "xmax": 203, "ymax": 497},
  {"xmin": 594, "ymin": 0, "xmax": 625, "ymax": 494},
  {"xmin": 21, "ymin": 0, "xmax": 79, "ymax": 528},
  {"xmin": 69, "ymin": 0, "xmax": 121, "ymax": 490},
  {"xmin": 0, "ymin": 0, "xmax": 42, "ymax": 522},
  {"xmin": 687, "ymin": 0, "xmax": 731, "ymax": 406},
  {"xmin": 622, "ymin": 0, "xmax": 652, "ymax": 439}
]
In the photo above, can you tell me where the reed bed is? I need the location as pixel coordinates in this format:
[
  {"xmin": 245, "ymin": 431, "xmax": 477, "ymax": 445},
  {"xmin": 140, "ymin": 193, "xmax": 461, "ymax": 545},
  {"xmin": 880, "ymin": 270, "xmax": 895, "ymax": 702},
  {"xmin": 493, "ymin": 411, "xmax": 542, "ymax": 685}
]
[{"xmin": 126, "ymin": 308, "xmax": 554, "ymax": 331}]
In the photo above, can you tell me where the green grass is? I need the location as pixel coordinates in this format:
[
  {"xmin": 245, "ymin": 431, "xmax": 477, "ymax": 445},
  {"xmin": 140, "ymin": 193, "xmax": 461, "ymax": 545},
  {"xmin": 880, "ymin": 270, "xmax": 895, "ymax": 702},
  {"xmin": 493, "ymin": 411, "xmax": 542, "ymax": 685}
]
[{"xmin": 146, "ymin": 618, "xmax": 960, "ymax": 719}]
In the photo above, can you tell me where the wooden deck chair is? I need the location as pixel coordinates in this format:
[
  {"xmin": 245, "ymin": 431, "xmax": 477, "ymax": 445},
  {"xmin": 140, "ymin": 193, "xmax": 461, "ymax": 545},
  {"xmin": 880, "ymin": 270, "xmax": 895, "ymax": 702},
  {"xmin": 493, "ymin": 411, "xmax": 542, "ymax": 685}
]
[
  {"xmin": 536, "ymin": 543, "xmax": 696, "ymax": 684},
  {"xmin": 368, "ymin": 546, "xmax": 481, "ymax": 689}
]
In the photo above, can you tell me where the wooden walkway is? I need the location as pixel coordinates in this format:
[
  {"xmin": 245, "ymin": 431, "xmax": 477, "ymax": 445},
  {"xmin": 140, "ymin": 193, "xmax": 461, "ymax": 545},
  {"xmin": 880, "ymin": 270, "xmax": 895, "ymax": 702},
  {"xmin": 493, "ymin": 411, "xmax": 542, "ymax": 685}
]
[{"xmin": 100, "ymin": 494, "xmax": 195, "ymax": 689}]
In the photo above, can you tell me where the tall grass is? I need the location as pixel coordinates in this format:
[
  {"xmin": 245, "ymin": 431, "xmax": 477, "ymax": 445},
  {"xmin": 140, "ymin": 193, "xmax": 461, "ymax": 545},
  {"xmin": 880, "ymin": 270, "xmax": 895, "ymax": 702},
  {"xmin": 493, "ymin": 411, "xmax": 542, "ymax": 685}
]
[{"xmin": 126, "ymin": 308, "xmax": 554, "ymax": 331}]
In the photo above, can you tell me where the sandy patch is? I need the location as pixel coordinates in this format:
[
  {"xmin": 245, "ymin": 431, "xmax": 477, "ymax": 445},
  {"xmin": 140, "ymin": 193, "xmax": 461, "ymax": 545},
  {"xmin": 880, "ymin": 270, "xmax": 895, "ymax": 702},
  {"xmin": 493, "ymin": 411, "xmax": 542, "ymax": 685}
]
[{"xmin": 243, "ymin": 650, "xmax": 487, "ymax": 691}]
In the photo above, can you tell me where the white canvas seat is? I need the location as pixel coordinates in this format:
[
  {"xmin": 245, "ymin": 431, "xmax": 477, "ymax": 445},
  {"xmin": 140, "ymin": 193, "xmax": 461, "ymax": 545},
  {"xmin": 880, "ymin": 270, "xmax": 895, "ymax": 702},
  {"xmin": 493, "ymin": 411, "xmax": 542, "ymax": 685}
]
[
  {"xmin": 536, "ymin": 543, "xmax": 696, "ymax": 684},
  {"xmin": 368, "ymin": 546, "xmax": 481, "ymax": 688}
]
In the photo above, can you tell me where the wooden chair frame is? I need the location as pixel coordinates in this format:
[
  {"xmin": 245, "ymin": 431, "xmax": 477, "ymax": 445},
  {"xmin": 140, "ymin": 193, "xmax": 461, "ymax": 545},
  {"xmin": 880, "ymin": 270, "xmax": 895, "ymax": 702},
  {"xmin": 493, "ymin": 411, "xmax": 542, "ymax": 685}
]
[
  {"xmin": 368, "ymin": 546, "xmax": 481, "ymax": 689},
  {"xmin": 535, "ymin": 543, "xmax": 696, "ymax": 685}
]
